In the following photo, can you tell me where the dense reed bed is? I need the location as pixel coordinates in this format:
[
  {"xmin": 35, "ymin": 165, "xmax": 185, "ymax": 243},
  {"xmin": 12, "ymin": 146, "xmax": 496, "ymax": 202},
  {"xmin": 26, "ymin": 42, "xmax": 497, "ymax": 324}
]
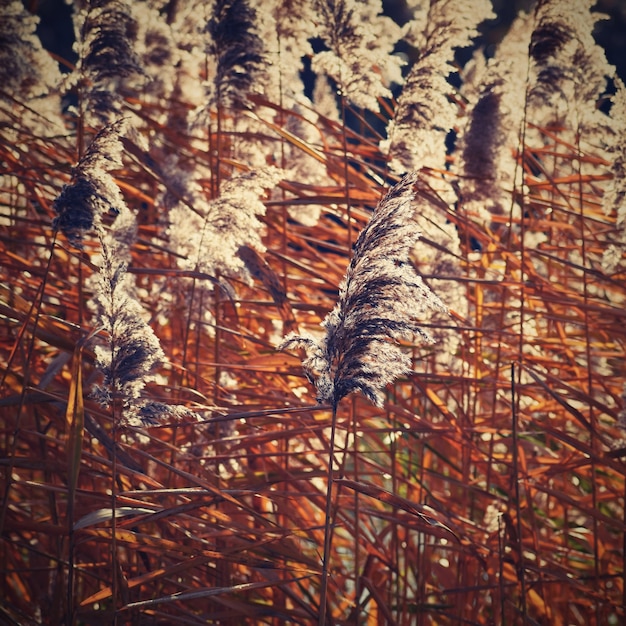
[{"xmin": 1, "ymin": 0, "xmax": 625, "ymax": 624}]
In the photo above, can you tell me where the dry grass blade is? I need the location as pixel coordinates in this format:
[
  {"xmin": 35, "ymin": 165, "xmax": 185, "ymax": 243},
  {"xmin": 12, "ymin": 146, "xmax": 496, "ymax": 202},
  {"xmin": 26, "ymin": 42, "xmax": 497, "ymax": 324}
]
[
  {"xmin": 119, "ymin": 576, "xmax": 313, "ymax": 611},
  {"xmin": 335, "ymin": 478, "xmax": 462, "ymax": 542}
]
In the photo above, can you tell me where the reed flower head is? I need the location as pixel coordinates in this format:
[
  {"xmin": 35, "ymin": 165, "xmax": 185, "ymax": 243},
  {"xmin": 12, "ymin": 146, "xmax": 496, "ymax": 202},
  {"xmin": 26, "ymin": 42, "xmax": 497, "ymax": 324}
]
[
  {"xmin": 168, "ymin": 167, "xmax": 282, "ymax": 278},
  {"xmin": 128, "ymin": 3, "xmax": 180, "ymax": 102},
  {"xmin": 382, "ymin": 0, "xmax": 494, "ymax": 173},
  {"xmin": 281, "ymin": 173, "xmax": 448, "ymax": 407},
  {"xmin": 0, "ymin": 1, "xmax": 62, "ymax": 100},
  {"xmin": 528, "ymin": 0, "xmax": 614, "ymax": 125},
  {"xmin": 205, "ymin": 0, "xmax": 266, "ymax": 109},
  {"xmin": 312, "ymin": 0, "xmax": 404, "ymax": 111},
  {"xmin": 91, "ymin": 255, "xmax": 165, "ymax": 414},
  {"xmin": 52, "ymin": 119, "xmax": 127, "ymax": 247},
  {"xmin": 52, "ymin": 118, "xmax": 167, "ymax": 424},
  {"xmin": 70, "ymin": 0, "xmax": 142, "ymax": 123},
  {"xmin": 456, "ymin": 11, "xmax": 533, "ymax": 225},
  {"xmin": 250, "ymin": 0, "xmax": 317, "ymax": 106}
]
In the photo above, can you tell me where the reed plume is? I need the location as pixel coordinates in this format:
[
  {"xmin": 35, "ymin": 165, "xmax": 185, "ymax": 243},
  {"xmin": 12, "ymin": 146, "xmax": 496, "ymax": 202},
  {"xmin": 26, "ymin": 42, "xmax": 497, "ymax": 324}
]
[
  {"xmin": 52, "ymin": 119, "xmax": 128, "ymax": 247},
  {"xmin": 281, "ymin": 172, "xmax": 448, "ymax": 408},
  {"xmin": 382, "ymin": 0, "xmax": 494, "ymax": 173},
  {"xmin": 281, "ymin": 172, "xmax": 447, "ymax": 623},
  {"xmin": 456, "ymin": 11, "xmax": 533, "ymax": 226},
  {"xmin": 312, "ymin": 0, "xmax": 403, "ymax": 111},
  {"xmin": 70, "ymin": 0, "xmax": 142, "ymax": 124},
  {"xmin": 251, "ymin": 0, "xmax": 316, "ymax": 106},
  {"xmin": 53, "ymin": 120, "xmax": 166, "ymax": 424},
  {"xmin": 0, "ymin": 0, "xmax": 62, "ymax": 100},
  {"xmin": 168, "ymin": 167, "xmax": 283, "ymax": 278},
  {"xmin": 206, "ymin": 0, "xmax": 266, "ymax": 109},
  {"xmin": 529, "ymin": 0, "xmax": 614, "ymax": 126}
]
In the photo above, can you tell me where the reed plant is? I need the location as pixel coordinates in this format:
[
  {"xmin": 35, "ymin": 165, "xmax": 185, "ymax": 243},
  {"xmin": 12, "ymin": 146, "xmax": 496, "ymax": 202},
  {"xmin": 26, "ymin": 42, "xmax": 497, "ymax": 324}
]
[{"xmin": 1, "ymin": 0, "xmax": 625, "ymax": 624}]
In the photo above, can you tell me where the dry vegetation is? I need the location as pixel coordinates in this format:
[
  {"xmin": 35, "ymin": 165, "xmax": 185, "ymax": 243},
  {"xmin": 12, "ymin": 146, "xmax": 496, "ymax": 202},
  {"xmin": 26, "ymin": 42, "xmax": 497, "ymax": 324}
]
[{"xmin": 1, "ymin": 0, "xmax": 625, "ymax": 624}]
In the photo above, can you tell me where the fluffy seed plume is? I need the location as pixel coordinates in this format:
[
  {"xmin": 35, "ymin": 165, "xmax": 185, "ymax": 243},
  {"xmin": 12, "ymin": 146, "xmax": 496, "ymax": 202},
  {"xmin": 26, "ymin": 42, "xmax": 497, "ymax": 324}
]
[
  {"xmin": 52, "ymin": 119, "xmax": 169, "ymax": 425},
  {"xmin": 205, "ymin": 0, "xmax": 266, "ymax": 109},
  {"xmin": 0, "ymin": 1, "xmax": 62, "ymax": 100},
  {"xmin": 281, "ymin": 173, "xmax": 448, "ymax": 408},
  {"xmin": 91, "ymin": 253, "xmax": 165, "ymax": 416},
  {"xmin": 382, "ymin": 0, "xmax": 494, "ymax": 173},
  {"xmin": 528, "ymin": 0, "xmax": 614, "ymax": 125},
  {"xmin": 70, "ymin": 0, "xmax": 142, "ymax": 124},
  {"xmin": 312, "ymin": 0, "xmax": 404, "ymax": 112},
  {"xmin": 52, "ymin": 119, "xmax": 127, "ymax": 247},
  {"xmin": 456, "ymin": 11, "xmax": 534, "ymax": 225}
]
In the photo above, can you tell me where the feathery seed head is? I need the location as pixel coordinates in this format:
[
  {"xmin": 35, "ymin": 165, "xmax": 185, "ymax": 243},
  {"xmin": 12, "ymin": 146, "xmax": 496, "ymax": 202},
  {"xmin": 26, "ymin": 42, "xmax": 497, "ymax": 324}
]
[
  {"xmin": 52, "ymin": 120, "xmax": 127, "ymax": 247},
  {"xmin": 0, "ymin": 1, "xmax": 63, "ymax": 100},
  {"xmin": 384, "ymin": 0, "xmax": 495, "ymax": 172},
  {"xmin": 281, "ymin": 174, "xmax": 448, "ymax": 408},
  {"xmin": 528, "ymin": 0, "xmax": 614, "ymax": 122},
  {"xmin": 206, "ymin": 0, "xmax": 266, "ymax": 108},
  {"xmin": 81, "ymin": 1, "xmax": 140, "ymax": 80},
  {"xmin": 70, "ymin": 0, "xmax": 142, "ymax": 123},
  {"xmin": 312, "ymin": 0, "xmax": 404, "ymax": 111},
  {"xmin": 92, "ymin": 244, "xmax": 165, "ymax": 420}
]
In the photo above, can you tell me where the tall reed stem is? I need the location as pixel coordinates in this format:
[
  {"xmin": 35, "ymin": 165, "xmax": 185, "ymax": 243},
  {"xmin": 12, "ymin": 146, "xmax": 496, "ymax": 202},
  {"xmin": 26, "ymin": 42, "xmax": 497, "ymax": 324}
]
[
  {"xmin": 111, "ymin": 404, "xmax": 118, "ymax": 625},
  {"xmin": 511, "ymin": 363, "xmax": 527, "ymax": 620},
  {"xmin": 318, "ymin": 402, "xmax": 338, "ymax": 625}
]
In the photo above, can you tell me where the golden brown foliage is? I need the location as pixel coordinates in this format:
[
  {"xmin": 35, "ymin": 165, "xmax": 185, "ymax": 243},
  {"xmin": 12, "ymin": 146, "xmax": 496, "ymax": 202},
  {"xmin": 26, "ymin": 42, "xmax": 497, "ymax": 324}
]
[{"xmin": 0, "ymin": 1, "xmax": 624, "ymax": 624}]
